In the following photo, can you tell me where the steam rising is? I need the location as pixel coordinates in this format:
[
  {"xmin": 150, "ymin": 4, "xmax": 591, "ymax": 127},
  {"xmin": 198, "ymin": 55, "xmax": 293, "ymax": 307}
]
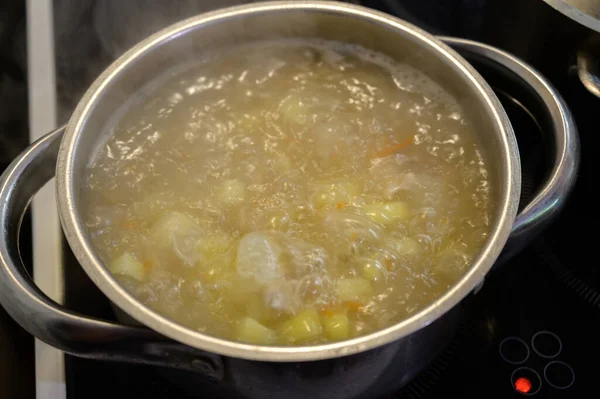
[
  {"xmin": 92, "ymin": 0, "xmax": 261, "ymax": 57},
  {"xmin": 53, "ymin": 0, "xmax": 360, "ymax": 122},
  {"xmin": 54, "ymin": 0, "xmax": 253, "ymax": 121}
]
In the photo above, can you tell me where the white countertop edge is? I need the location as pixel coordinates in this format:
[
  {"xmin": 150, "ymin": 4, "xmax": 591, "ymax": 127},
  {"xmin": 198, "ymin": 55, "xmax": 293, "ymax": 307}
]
[{"xmin": 26, "ymin": 0, "xmax": 66, "ymax": 398}]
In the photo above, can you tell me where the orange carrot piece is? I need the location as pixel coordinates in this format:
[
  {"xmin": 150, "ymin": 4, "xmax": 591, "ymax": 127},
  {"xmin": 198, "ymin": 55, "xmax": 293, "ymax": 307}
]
[
  {"xmin": 121, "ymin": 219, "xmax": 140, "ymax": 230},
  {"xmin": 320, "ymin": 307, "xmax": 336, "ymax": 317},
  {"xmin": 343, "ymin": 301, "xmax": 362, "ymax": 312},
  {"xmin": 336, "ymin": 202, "xmax": 348, "ymax": 209},
  {"xmin": 384, "ymin": 258, "xmax": 394, "ymax": 271},
  {"xmin": 375, "ymin": 135, "xmax": 414, "ymax": 158},
  {"xmin": 143, "ymin": 261, "xmax": 153, "ymax": 272}
]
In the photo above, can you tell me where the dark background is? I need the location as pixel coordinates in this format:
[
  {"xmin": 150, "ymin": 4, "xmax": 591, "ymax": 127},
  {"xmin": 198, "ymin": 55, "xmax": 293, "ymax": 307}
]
[{"xmin": 0, "ymin": 1, "xmax": 32, "ymax": 398}]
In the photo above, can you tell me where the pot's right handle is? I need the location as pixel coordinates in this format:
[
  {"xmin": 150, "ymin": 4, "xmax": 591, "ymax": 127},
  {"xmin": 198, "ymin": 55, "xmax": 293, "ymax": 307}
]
[
  {"xmin": 576, "ymin": 35, "xmax": 600, "ymax": 98},
  {"xmin": 0, "ymin": 126, "xmax": 224, "ymax": 379},
  {"xmin": 441, "ymin": 38, "xmax": 580, "ymax": 262}
]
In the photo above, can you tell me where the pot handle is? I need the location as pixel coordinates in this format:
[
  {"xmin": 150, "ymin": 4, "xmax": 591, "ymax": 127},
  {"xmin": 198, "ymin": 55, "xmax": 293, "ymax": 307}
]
[
  {"xmin": 0, "ymin": 126, "xmax": 224, "ymax": 379},
  {"xmin": 576, "ymin": 35, "xmax": 600, "ymax": 98},
  {"xmin": 441, "ymin": 38, "xmax": 580, "ymax": 262}
]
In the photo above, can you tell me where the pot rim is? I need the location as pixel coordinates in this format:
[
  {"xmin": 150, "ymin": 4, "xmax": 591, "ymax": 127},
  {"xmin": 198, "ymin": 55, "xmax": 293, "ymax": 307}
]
[{"xmin": 56, "ymin": 1, "xmax": 520, "ymax": 361}]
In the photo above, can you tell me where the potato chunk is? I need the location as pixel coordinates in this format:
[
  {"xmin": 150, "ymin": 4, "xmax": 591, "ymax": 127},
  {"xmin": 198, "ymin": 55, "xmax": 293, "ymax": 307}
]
[
  {"xmin": 235, "ymin": 317, "xmax": 277, "ymax": 345},
  {"xmin": 109, "ymin": 252, "xmax": 145, "ymax": 281},
  {"xmin": 335, "ymin": 278, "xmax": 373, "ymax": 302},
  {"xmin": 361, "ymin": 258, "xmax": 386, "ymax": 282},
  {"xmin": 362, "ymin": 202, "xmax": 411, "ymax": 224},
  {"xmin": 322, "ymin": 312, "xmax": 349, "ymax": 341},
  {"xmin": 279, "ymin": 309, "xmax": 323, "ymax": 343}
]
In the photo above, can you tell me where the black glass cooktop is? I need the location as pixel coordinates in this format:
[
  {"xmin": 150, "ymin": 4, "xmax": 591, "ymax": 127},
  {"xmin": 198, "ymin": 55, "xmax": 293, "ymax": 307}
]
[{"xmin": 393, "ymin": 247, "xmax": 593, "ymax": 399}]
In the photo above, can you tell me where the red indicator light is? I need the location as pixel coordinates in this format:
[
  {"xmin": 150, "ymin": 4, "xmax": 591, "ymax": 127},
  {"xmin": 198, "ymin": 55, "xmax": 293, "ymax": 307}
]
[{"xmin": 515, "ymin": 377, "xmax": 532, "ymax": 393}]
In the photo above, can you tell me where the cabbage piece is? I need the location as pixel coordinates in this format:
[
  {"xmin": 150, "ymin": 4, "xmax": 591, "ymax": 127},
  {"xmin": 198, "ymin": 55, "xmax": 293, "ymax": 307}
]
[
  {"xmin": 236, "ymin": 231, "xmax": 330, "ymax": 314},
  {"xmin": 237, "ymin": 231, "xmax": 329, "ymax": 282},
  {"xmin": 146, "ymin": 212, "xmax": 206, "ymax": 268},
  {"xmin": 236, "ymin": 232, "xmax": 284, "ymax": 284},
  {"xmin": 263, "ymin": 280, "xmax": 301, "ymax": 314}
]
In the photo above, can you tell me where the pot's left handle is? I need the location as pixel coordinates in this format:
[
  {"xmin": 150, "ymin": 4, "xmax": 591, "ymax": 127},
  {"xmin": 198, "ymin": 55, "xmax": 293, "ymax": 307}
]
[{"xmin": 0, "ymin": 126, "xmax": 223, "ymax": 380}]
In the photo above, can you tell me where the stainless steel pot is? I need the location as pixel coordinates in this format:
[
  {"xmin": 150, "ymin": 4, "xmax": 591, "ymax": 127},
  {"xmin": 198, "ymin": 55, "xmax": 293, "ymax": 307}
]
[{"xmin": 0, "ymin": 2, "xmax": 580, "ymax": 398}]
